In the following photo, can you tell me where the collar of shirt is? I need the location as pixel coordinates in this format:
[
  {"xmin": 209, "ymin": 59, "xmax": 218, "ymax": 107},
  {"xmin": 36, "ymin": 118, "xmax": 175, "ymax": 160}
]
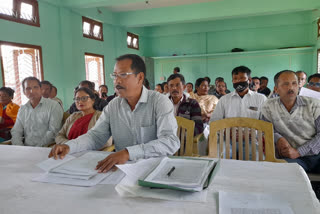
[
  {"xmin": 26, "ymin": 97, "xmax": 45, "ymax": 109},
  {"xmin": 230, "ymin": 89, "xmax": 253, "ymax": 98},
  {"xmin": 278, "ymin": 95, "xmax": 306, "ymax": 114},
  {"xmin": 120, "ymin": 86, "xmax": 148, "ymax": 111}
]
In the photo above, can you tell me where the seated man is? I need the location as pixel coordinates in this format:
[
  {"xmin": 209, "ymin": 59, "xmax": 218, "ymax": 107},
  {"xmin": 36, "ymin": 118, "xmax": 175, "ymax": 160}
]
[
  {"xmin": 296, "ymin": 70, "xmax": 307, "ymax": 89},
  {"xmin": 307, "ymin": 73, "xmax": 320, "ymax": 92},
  {"xmin": 167, "ymin": 73, "xmax": 204, "ymax": 136},
  {"xmin": 258, "ymin": 76, "xmax": 271, "ymax": 97},
  {"xmin": 11, "ymin": 77, "xmax": 63, "ymax": 147},
  {"xmin": 250, "ymin": 77, "xmax": 260, "ymax": 92},
  {"xmin": 261, "ymin": 70, "xmax": 320, "ymax": 173},
  {"xmin": 68, "ymin": 81, "xmax": 108, "ymax": 114},
  {"xmin": 49, "ymin": 54, "xmax": 180, "ymax": 172},
  {"xmin": 98, "ymin": 85, "xmax": 108, "ymax": 100},
  {"xmin": 49, "ymin": 85, "xmax": 63, "ymax": 108},
  {"xmin": 211, "ymin": 66, "xmax": 267, "ymax": 159},
  {"xmin": 40, "ymin": 80, "xmax": 53, "ymax": 98},
  {"xmin": 211, "ymin": 66, "xmax": 267, "ymax": 121}
]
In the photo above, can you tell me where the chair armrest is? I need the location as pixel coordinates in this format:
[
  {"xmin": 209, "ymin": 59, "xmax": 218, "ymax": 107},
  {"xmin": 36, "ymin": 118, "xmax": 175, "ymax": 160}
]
[{"xmin": 101, "ymin": 145, "xmax": 115, "ymax": 152}]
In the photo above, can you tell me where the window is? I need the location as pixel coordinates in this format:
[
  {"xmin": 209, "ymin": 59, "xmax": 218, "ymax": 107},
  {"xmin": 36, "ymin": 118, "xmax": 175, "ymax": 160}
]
[
  {"xmin": 0, "ymin": 0, "xmax": 40, "ymax": 27},
  {"xmin": 318, "ymin": 49, "xmax": 320, "ymax": 73},
  {"xmin": 127, "ymin": 32, "xmax": 139, "ymax": 50},
  {"xmin": 82, "ymin": 17, "xmax": 103, "ymax": 41},
  {"xmin": 84, "ymin": 53, "xmax": 105, "ymax": 90},
  {"xmin": 0, "ymin": 41, "xmax": 43, "ymax": 105}
]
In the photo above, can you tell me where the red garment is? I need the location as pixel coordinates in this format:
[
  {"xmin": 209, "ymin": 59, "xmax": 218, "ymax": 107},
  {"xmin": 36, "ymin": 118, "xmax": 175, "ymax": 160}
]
[
  {"xmin": 0, "ymin": 108, "xmax": 15, "ymax": 129},
  {"xmin": 68, "ymin": 113, "xmax": 94, "ymax": 140}
]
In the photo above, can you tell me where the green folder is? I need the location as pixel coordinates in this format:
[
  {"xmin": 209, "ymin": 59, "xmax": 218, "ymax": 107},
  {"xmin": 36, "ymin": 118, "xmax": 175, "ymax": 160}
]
[{"xmin": 138, "ymin": 156, "xmax": 220, "ymax": 192}]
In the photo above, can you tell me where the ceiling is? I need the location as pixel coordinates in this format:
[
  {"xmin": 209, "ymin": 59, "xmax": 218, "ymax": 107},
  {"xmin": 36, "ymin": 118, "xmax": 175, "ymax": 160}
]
[{"xmin": 42, "ymin": 0, "xmax": 320, "ymax": 27}]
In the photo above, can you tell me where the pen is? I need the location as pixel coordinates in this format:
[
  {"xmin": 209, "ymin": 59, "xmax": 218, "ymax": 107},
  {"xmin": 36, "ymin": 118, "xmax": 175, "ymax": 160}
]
[{"xmin": 167, "ymin": 166, "xmax": 175, "ymax": 177}]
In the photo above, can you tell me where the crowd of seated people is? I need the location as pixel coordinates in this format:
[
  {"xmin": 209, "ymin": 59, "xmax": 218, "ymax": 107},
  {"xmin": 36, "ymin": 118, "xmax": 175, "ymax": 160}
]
[{"xmin": 0, "ymin": 53, "xmax": 319, "ymax": 176}]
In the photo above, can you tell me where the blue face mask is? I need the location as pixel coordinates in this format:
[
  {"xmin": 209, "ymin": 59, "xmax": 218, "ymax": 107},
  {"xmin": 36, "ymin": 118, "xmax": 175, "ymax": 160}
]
[{"xmin": 233, "ymin": 81, "xmax": 249, "ymax": 92}]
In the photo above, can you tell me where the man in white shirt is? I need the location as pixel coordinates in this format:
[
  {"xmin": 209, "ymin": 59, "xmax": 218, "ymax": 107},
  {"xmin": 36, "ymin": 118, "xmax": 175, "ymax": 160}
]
[
  {"xmin": 11, "ymin": 77, "xmax": 63, "ymax": 147},
  {"xmin": 211, "ymin": 66, "xmax": 267, "ymax": 121},
  {"xmin": 210, "ymin": 66, "xmax": 267, "ymax": 159},
  {"xmin": 49, "ymin": 54, "xmax": 180, "ymax": 173}
]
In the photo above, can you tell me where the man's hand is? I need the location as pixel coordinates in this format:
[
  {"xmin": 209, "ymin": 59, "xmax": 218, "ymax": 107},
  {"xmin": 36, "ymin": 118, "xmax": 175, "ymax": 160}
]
[
  {"xmin": 276, "ymin": 137, "xmax": 300, "ymax": 159},
  {"xmin": 96, "ymin": 149, "xmax": 129, "ymax": 173},
  {"xmin": 48, "ymin": 144, "xmax": 70, "ymax": 160},
  {"xmin": 281, "ymin": 146, "xmax": 300, "ymax": 159},
  {"xmin": 276, "ymin": 137, "xmax": 290, "ymax": 156}
]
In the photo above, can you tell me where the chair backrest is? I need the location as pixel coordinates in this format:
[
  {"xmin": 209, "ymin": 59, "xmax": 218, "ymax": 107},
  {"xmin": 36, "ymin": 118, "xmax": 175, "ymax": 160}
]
[
  {"xmin": 208, "ymin": 117, "xmax": 283, "ymax": 162},
  {"xmin": 175, "ymin": 116, "xmax": 195, "ymax": 156}
]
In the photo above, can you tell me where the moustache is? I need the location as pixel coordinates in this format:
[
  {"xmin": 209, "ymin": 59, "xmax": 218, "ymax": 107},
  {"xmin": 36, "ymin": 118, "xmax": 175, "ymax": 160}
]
[
  {"xmin": 115, "ymin": 85, "xmax": 126, "ymax": 90},
  {"xmin": 172, "ymin": 91, "xmax": 179, "ymax": 94},
  {"xmin": 287, "ymin": 90, "xmax": 294, "ymax": 95}
]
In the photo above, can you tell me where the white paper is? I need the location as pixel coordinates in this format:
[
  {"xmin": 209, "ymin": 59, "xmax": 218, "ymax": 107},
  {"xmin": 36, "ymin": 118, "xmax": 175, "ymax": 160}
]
[
  {"xmin": 36, "ymin": 155, "xmax": 75, "ymax": 172},
  {"xmin": 299, "ymin": 87, "xmax": 320, "ymax": 99},
  {"xmin": 219, "ymin": 191, "xmax": 294, "ymax": 214},
  {"xmin": 33, "ymin": 151, "xmax": 125, "ymax": 186}
]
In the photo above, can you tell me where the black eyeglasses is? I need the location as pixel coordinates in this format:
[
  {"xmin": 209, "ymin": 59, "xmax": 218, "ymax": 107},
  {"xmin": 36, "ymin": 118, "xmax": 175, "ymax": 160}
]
[{"xmin": 73, "ymin": 96, "xmax": 90, "ymax": 102}]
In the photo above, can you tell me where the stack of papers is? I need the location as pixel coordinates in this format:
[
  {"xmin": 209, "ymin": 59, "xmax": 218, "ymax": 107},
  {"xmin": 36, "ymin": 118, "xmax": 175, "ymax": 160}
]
[
  {"xmin": 139, "ymin": 157, "xmax": 216, "ymax": 192},
  {"xmin": 33, "ymin": 151, "xmax": 125, "ymax": 186}
]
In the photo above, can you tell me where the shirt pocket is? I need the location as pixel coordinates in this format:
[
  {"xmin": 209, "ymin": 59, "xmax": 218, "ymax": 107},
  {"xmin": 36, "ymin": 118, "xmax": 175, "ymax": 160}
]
[
  {"xmin": 247, "ymin": 107, "xmax": 260, "ymax": 119},
  {"xmin": 140, "ymin": 124, "xmax": 157, "ymax": 144}
]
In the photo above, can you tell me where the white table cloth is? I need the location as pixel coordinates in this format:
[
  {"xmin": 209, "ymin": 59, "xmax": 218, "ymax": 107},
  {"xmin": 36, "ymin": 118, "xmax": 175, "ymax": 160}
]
[{"xmin": 0, "ymin": 145, "xmax": 319, "ymax": 214}]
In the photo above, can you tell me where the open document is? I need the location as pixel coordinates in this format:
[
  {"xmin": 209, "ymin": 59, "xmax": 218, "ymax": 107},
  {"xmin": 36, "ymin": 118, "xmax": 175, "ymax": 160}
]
[
  {"xmin": 219, "ymin": 191, "xmax": 294, "ymax": 214},
  {"xmin": 299, "ymin": 87, "xmax": 320, "ymax": 99},
  {"xmin": 139, "ymin": 157, "xmax": 216, "ymax": 192},
  {"xmin": 33, "ymin": 151, "xmax": 125, "ymax": 186}
]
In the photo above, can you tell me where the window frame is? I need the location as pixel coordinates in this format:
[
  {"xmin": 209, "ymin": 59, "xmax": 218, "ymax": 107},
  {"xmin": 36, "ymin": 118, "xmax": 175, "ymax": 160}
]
[
  {"xmin": 127, "ymin": 32, "xmax": 139, "ymax": 50},
  {"xmin": 84, "ymin": 52, "xmax": 106, "ymax": 88},
  {"xmin": 82, "ymin": 17, "xmax": 104, "ymax": 41},
  {"xmin": 0, "ymin": 40, "xmax": 44, "ymax": 87},
  {"xmin": 0, "ymin": 0, "xmax": 40, "ymax": 27}
]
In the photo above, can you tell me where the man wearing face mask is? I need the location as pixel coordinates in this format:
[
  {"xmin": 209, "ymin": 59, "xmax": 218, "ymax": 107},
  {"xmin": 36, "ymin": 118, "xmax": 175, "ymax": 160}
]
[{"xmin": 210, "ymin": 66, "xmax": 267, "ymax": 121}]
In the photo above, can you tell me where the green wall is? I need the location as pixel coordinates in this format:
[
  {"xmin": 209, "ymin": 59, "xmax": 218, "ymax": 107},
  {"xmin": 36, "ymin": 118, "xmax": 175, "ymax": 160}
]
[
  {"xmin": 142, "ymin": 11, "xmax": 317, "ymax": 90},
  {"xmin": 0, "ymin": 1, "xmax": 144, "ymax": 110},
  {"xmin": 152, "ymin": 48, "xmax": 314, "ymax": 91}
]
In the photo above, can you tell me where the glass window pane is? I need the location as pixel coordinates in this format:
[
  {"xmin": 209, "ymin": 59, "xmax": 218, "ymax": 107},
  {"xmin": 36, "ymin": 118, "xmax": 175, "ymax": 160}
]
[
  {"xmin": 20, "ymin": 3, "xmax": 33, "ymax": 20},
  {"xmin": 133, "ymin": 38, "xmax": 138, "ymax": 48},
  {"xmin": 83, "ymin": 22, "xmax": 90, "ymax": 35},
  {"xmin": 0, "ymin": 0, "xmax": 13, "ymax": 16},
  {"xmin": 127, "ymin": 36, "xmax": 132, "ymax": 46},
  {"xmin": 93, "ymin": 25, "xmax": 100, "ymax": 37}
]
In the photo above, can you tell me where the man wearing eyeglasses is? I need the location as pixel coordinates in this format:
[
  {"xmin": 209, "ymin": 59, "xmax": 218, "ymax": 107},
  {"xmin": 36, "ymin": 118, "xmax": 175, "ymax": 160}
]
[
  {"xmin": 261, "ymin": 70, "xmax": 320, "ymax": 173},
  {"xmin": 307, "ymin": 73, "xmax": 320, "ymax": 92},
  {"xmin": 49, "ymin": 54, "xmax": 180, "ymax": 172}
]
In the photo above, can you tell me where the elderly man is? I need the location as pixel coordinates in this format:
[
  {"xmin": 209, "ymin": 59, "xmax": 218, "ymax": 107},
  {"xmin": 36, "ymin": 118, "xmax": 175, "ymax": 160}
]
[
  {"xmin": 11, "ymin": 77, "xmax": 63, "ymax": 147},
  {"xmin": 167, "ymin": 73, "xmax": 203, "ymax": 136},
  {"xmin": 49, "ymin": 54, "xmax": 180, "ymax": 172},
  {"xmin": 261, "ymin": 70, "xmax": 320, "ymax": 172},
  {"xmin": 49, "ymin": 85, "xmax": 63, "ymax": 108}
]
